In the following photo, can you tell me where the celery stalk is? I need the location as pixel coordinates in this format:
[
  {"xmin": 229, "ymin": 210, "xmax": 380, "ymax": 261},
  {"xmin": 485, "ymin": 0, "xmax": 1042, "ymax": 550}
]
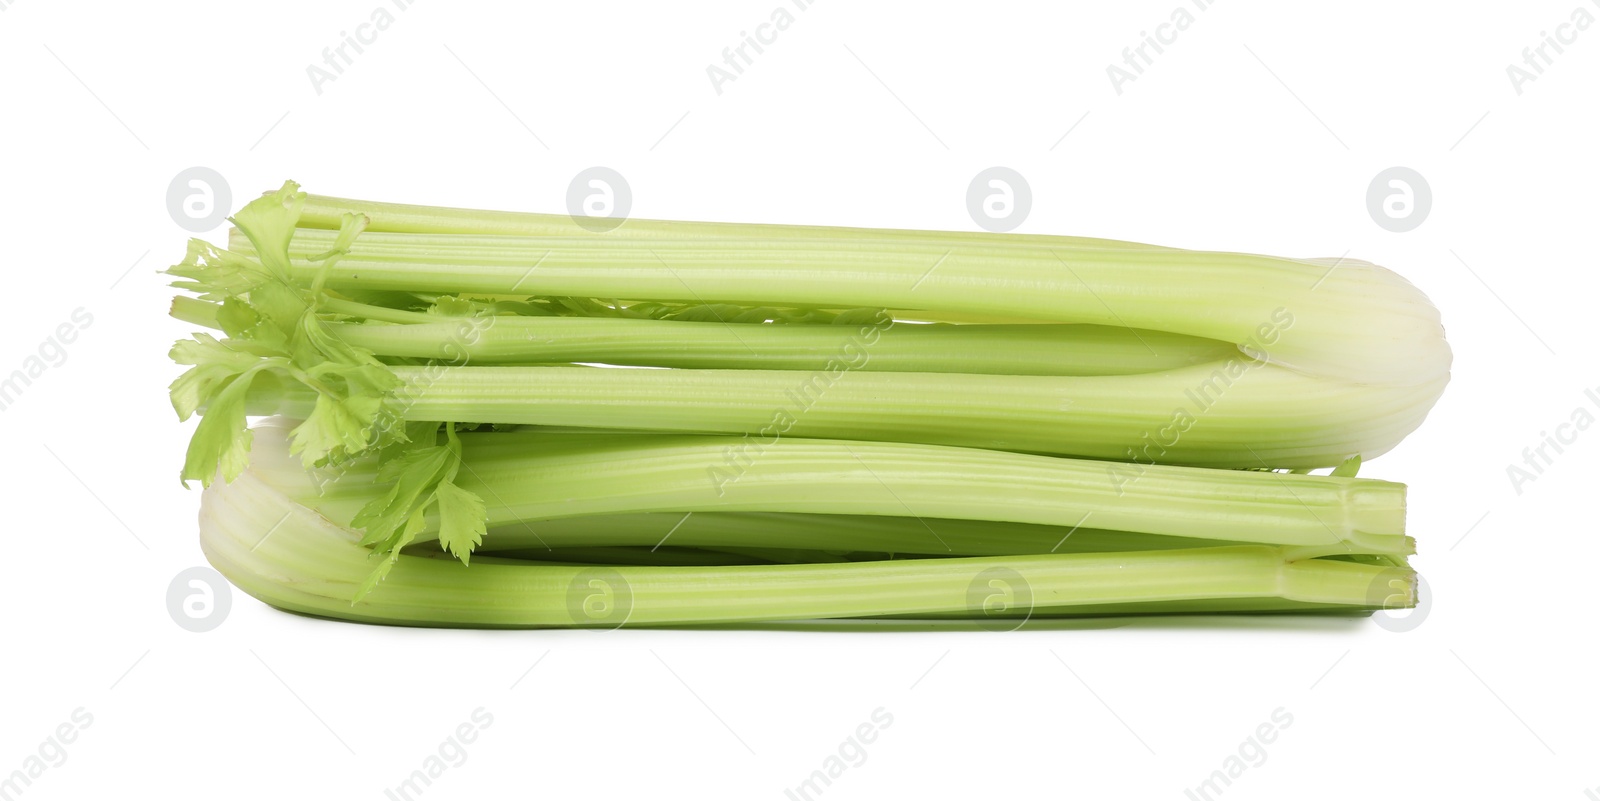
[
  {"xmin": 171, "ymin": 294, "xmax": 1241, "ymax": 376},
  {"xmin": 243, "ymin": 421, "xmax": 1410, "ymax": 558},
  {"xmin": 251, "ymin": 221, "xmax": 1451, "ymax": 389},
  {"xmin": 293, "ymin": 193, "xmax": 1176, "ymax": 251},
  {"xmin": 469, "ymin": 513, "xmax": 1240, "ymax": 557},
  {"xmin": 201, "ymin": 468, "xmax": 1414, "ymax": 628},
  {"xmin": 243, "ymin": 361, "xmax": 1446, "ymax": 468}
]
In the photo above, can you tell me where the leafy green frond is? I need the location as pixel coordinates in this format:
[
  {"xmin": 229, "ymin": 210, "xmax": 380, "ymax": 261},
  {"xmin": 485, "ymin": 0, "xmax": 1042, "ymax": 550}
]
[
  {"xmin": 355, "ymin": 508, "xmax": 428, "ymax": 601},
  {"xmin": 427, "ymin": 295, "xmax": 483, "ymax": 317},
  {"xmin": 168, "ymin": 183, "xmax": 405, "ymax": 485},
  {"xmin": 433, "ymin": 480, "xmax": 487, "ymax": 564},
  {"xmin": 179, "ymin": 363, "xmax": 278, "ymax": 486},
  {"xmin": 287, "ymin": 391, "xmax": 388, "ymax": 470},
  {"xmin": 433, "ymin": 426, "xmax": 486, "ymax": 564},
  {"xmin": 348, "ymin": 424, "xmax": 487, "ymax": 600},
  {"xmin": 168, "ymin": 335, "xmax": 286, "ymax": 420},
  {"xmin": 212, "ymin": 297, "xmax": 259, "ymax": 338},
  {"xmin": 166, "ymin": 239, "xmax": 277, "ymax": 301},
  {"xmin": 229, "ymin": 181, "xmax": 307, "ymax": 280}
]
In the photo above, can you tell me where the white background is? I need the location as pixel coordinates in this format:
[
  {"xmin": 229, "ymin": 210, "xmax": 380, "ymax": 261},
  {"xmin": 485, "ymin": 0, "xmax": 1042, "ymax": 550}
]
[{"xmin": 1, "ymin": 1, "xmax": 1595, "ymax": 798}]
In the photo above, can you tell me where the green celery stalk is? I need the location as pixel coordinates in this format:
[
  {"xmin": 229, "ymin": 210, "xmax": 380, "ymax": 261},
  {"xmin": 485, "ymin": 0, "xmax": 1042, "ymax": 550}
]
[
  {"xmin": 292, "ymin": 193, "xmax": 1177, "ymax": 251},
  {"xmin": 472, "ymin": 513, "xmax": 1240, "ymax": 557},
  {"xmin": 457, "ymin": 545, "xmax": 792, "ymax": 567},
  {"xmin": 243, "ymin": 360, "xmax": 1446, "ymax": 469},
  {"xmin": 243, "ymin": 421, "xmax": 1410, "ymax": 558},
  {"xmin": 250, "ymin": 221, "xmax": 1451, "ymax": 389},
  {"xmin": 171, "ymin": 294, "xmax": 1240, "ymax": 376},
  {"xmin": 201, "ymin": 468, "xmax": 1415, "ymax": 628},
  {"xmin": 325, "ymin": 318, "xmax": 1239, "ymax": 376}
]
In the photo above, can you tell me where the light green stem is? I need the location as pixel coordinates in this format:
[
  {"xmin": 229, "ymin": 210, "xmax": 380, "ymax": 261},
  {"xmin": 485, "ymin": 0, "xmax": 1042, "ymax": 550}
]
[
  {"xmin": 238, "ymin": 222, "xmax": 1451, "ymax": 389},
  {"xmin": 246, "ymin": 423, "xmax": 1409, "ymax": 555},
  {"xmin": 329, "ymin": 317, "xmax": 1238, "ymax": 375},
  {"xmin": 468, "ymin": 511, "xmax": 1239, "ymax": 556},
  {"xmin": 293, "ymin": 193, "xmax": 1176, "ymax": 250},
  {"xmin": 203, "ymin": 469, "xmax": 1414, "ymax": 628},
  {"xmin": 245, "ymin": 360, "xmax": 1445, "ymax": 468},
  {"xmin": 175, "ymin": 293, "xmax": 1238, "ymax": 376}
]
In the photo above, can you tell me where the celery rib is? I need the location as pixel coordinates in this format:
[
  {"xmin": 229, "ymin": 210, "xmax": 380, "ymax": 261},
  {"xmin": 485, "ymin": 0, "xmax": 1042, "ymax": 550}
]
[
  {"xmin": 292, "ymin": 194, "xmax": 1177, "ymax": 251},
  {"xmin": 470, "ymin": 512, "xmax": 1241, "ymax": 557},
  {"xmin": 174, "ymin": 293, "xmax": 1241, "ymax": 376},
  {"xmin": 327, "ymin": 318, "xmax": 1237, "ymax": 376},
  {"xmin": 243, "ymin": 421, "xmax": 1409, "ymax": 556},
  {"xmin": 202, "ymin": 469, "xmax": 1413, "ymax": 628},
  {"xmin": 245, "ymin": 361, "xmax": 1445, "ymax": 468},
  {"xmin": 250, "ymin": 226, "xmax": 1451, "ymax": 389}
]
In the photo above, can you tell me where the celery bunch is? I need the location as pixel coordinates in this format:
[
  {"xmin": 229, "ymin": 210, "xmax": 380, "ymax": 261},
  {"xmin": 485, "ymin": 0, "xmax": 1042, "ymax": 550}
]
[{"xmin": 167, "ymin": 182, "xmax": 1446, "ymax": 626}]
